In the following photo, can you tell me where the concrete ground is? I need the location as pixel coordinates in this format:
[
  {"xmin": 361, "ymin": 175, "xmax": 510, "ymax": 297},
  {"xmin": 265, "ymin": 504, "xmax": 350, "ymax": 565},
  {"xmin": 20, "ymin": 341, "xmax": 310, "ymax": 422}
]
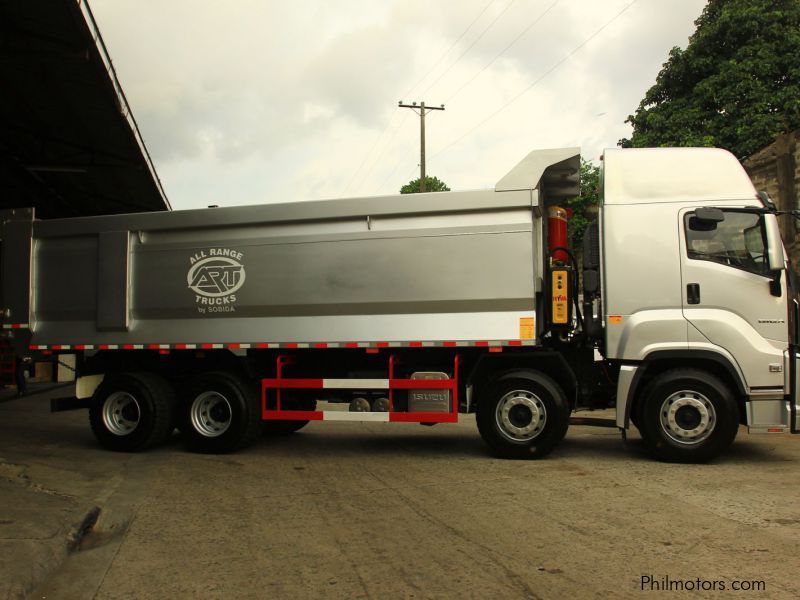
[{"xmin": 1, "ymin": 387, "xmax": 799, "ymax": 599}]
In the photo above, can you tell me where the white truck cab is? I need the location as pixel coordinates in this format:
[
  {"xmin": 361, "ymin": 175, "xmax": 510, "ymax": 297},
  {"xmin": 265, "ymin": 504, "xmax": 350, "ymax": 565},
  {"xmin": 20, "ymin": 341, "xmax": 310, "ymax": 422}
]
[{"xmin": 599, "ymin": 147, "xmax": 799, "ymax": 461}]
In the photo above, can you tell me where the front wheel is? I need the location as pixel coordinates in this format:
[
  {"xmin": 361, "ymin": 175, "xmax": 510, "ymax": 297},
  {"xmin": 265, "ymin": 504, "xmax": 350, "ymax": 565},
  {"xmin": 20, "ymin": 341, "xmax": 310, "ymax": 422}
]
[
  {"xmin": 476, "ymin": 371, "xmax": 570, "ymax": 459},
  {"xmin": 638, "ymin": 368, "xmax": 739, "ymax": 463}
]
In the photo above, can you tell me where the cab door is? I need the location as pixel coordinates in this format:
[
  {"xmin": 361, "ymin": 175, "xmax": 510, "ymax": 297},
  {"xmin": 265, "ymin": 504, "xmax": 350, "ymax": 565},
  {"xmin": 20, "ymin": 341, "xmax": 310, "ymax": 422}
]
[{"xmin": 679, "ymin": 208, "xmax": 787, "ymax": 389}]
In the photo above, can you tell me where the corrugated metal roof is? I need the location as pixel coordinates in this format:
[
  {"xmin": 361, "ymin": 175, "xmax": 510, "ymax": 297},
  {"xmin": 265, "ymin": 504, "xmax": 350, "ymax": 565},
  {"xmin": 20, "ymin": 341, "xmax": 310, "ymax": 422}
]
[{"xmin": 0, "ymin": 0, "xmax": 170, "ymax": 218}]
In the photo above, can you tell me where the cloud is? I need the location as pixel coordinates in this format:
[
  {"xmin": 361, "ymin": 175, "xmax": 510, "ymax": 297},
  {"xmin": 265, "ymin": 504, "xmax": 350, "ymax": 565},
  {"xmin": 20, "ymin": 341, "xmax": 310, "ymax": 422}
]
[{"xmin": 89, "ymin": 0, "xmax": 708, "ymax": 208}]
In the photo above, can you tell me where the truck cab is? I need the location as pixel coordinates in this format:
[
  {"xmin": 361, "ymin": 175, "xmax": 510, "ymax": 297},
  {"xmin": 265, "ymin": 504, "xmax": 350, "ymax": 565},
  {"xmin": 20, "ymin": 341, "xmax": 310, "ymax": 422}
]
[{"xmin": 597, "ymin": 147, "xmax": 799, "ymax": 461}]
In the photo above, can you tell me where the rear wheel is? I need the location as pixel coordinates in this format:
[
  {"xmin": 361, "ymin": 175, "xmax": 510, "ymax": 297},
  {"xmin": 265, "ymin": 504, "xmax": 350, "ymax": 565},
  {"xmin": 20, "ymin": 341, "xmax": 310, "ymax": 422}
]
[
  {"xmin": 89, "ymin": 372, "xmax": 176, "ymax": 452},
  {"xmin": 476, "ymin": 371, "xmax": 570, "ymax": 459},
  {"xmin": 638, "ymin": 368, "xmax": 739, "ymax": 463},
  {"xmin": 182, "ymin": 372, "xmax": 261, "ymax": 453}
]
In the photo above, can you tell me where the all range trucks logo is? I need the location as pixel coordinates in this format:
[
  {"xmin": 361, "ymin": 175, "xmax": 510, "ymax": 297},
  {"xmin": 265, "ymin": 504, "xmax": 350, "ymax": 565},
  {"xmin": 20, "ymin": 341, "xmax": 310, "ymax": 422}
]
[{"xmin": 187, "ymin": 248, "xmax": 245, "ymax": 314}]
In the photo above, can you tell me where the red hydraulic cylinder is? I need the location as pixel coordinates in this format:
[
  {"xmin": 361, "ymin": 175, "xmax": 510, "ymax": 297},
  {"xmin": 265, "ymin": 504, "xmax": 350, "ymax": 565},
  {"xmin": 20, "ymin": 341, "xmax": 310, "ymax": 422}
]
[{"xmin": 548, "ymin": 206, "xmax": 569, "ymax": 264}]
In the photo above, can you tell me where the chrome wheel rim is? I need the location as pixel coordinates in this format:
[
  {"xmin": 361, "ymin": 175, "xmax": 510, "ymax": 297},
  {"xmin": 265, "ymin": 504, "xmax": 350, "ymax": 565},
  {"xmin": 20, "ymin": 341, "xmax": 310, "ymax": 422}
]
[
  {"xmin": 495, "ymin": 389, "xmax": 547, "ymax": 442},
  {"xmin": 659, "ymin": 390, "xmax": 716, "ymax": 445},
  {"xmin": 102, "ymin": 392, "xmax": 141, "ymax": 436},
  {"xmin": 190, "ymin": 391, "xmax": 232, "ymax": 437}
]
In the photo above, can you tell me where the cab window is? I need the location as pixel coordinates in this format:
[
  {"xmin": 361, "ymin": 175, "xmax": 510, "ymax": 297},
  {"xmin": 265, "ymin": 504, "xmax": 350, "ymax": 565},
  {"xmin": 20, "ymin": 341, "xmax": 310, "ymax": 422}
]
[{"xmin": 684, "ymin": 210, "xmax": 769, "ymax": 276}]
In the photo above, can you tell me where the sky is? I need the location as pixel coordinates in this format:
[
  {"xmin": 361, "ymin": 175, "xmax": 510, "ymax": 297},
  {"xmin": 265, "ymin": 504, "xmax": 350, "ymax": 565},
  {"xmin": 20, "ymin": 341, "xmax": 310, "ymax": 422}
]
[{"xmin": 90, "ymin": 0, "xmax": 709, "ymax": 210}]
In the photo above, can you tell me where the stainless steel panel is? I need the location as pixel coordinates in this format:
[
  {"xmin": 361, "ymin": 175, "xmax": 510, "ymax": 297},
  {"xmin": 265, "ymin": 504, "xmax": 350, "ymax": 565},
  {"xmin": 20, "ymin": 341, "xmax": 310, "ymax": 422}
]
[
  {"xmin": 26, "ymin": 188, "xmax": 539, "ymax": 345},
  {"xmin": 17, "ymin": 147, "xmax": 590, "ymax": 347},
  {"xmin": 409, "ymin": 372, "xmax": 450, "ymax": 412},
  {"xmin": 1, "ymin": 210, "xmax": 33, "ymax": 324},
  {"xmin": 132, "ymin": 230, "xmax": 534, "ymax": 319},
  {"xmin": 746, "ymin": 399, "xmax": 790, "ymax": 432},
  {"xmin": 33, "ymin": 189, "xmax": 534, "ymax": 239},
  {"xmin": 34, "ymin": 236, "xmax": 97, "ymax": 322},
  {"xmin": 97, "ymin": 231, "xmax": 130, "ymax": 331}
]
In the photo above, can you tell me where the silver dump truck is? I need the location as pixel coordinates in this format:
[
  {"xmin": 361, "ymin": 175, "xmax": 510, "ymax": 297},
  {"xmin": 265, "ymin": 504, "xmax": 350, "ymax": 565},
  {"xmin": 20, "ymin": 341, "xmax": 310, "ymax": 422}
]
[{"xmin": 1, "ymin": 147, "xmax": 798, "ymax": 461}]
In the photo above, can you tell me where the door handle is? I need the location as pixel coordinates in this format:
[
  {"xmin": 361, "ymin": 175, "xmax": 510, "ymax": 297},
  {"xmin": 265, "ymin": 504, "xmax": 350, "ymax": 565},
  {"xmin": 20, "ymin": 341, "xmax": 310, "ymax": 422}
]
[{"xmin": 687, "ymin": 283, "xmax": 700, "ymax": 304}]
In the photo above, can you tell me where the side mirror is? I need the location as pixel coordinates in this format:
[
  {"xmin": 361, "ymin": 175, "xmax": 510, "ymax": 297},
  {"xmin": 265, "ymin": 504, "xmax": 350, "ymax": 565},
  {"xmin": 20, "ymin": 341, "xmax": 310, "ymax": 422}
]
[{"xmin": 764, "ymin": 214, "xmax": 786, "ymax": 272}]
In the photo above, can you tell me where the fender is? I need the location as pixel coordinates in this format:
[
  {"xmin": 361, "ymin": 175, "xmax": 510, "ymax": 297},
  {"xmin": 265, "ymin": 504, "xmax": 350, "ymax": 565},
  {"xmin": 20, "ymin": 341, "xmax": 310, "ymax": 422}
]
[{"xmin": 616, "ymin": 350, "xmax": 747, "ymax": 429}]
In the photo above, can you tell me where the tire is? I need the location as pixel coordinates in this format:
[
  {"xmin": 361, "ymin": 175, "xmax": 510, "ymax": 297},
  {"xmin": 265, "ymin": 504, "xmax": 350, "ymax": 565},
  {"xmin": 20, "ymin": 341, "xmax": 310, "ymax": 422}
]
[
  {"xmin": 476, "ymin": 371, "xmax": 570, "ymax": 459},
  {"xmin": 263, "ymin": 396, "xmax": 316, "ymax": 435},
  {"xmin": 182, "ymin": 371, "xmax": 261, "ymax": 453},
  {"xmin": 89, "ymin": 372, "xmax": 176, "ymax": 452},
  {"xmin": 638, "ymin": 368, "xmax": 739, "ymax": 463}
]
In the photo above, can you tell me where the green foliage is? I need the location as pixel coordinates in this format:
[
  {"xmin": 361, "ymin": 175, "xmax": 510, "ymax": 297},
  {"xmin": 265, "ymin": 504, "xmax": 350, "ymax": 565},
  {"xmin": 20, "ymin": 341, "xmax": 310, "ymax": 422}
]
[
  {"xmin": 400, "ymin": 175, "xmax": 451, "ymax": 194},
  {"xmin": 566, "ymin": 158, "xmax": 601, "ymax": 248},
  {"xmin": 620, "ymin": 0, "xmax": 800, "ymax": 159}
]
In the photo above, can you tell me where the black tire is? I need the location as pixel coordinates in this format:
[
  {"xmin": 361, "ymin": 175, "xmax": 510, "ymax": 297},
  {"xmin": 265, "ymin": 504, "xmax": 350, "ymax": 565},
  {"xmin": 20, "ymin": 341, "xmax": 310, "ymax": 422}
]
[
  {"xmin": 181, "ymin": 371, "xmax": 261, "ymax": 453},
  {"xmin": 263, "ymin": 396, "xmax": 316, "ymax": 435},
  {"xmin": 89, "ymin": 372, "xmax": 176, "ymax": 452},
  {"xmin": 638, "ymin": 368, "xmax": 739, "ymax": 463},
  {"xmin": 476, "ymin": 371, "xmax": 570, "ymax": 459}
]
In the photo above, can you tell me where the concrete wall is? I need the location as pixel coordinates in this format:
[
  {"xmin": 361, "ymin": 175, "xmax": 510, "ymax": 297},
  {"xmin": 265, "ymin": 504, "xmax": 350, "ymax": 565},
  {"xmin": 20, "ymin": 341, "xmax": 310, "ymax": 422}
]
[{"xmin": 744, "ymin": 130, "xmax": 800, "ymax": 265}]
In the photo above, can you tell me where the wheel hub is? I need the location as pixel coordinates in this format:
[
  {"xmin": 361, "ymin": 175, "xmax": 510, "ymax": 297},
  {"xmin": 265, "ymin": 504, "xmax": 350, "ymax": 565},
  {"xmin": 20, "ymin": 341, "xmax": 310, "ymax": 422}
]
[
  {"xmin": 659, "ymin": 390, "xmax": 716, "ymax": 445},
  {"xmin": 495, "ymin": 390, "xmax": 546, "ymax": 442},
  {"xmin": 102, "ymin": 392, "xmax": 141, "ymax": 436},
  {"xmin": 190, "ymin": 391, "xmax": 233, "ymax": 437}
]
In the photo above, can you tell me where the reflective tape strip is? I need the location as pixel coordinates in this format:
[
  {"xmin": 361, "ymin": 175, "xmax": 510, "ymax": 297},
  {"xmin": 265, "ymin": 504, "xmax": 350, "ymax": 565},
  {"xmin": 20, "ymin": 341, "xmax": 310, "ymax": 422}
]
[
  {"xmin": 322, "ymin": 379, "xmax": 389, "ymax": 389},
  {"xmin": 28, "ymin": 339, "xmax": 537, "ymax": 350},
  {"xmin": 322, "ymin": 411, "xmax": 390, "ymax": 422},
  {"xmin": 2, "ymin": 323, "xmax": 29, "ymax": 329}
]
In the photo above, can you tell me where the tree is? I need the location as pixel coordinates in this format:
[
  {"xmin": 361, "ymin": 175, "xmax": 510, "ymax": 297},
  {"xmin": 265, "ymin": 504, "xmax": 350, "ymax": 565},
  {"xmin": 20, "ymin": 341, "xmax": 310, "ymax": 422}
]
[
  {"xmin": 566, "ymin": 158, "xmax": 601, "ymax": 250},
  {"xmin": 620, "ymin": 0, "xmax": 800, "ymax": 159},
  {"xmin": 400, "ymin": 176, "xmax": 450, "ymax": 194}
]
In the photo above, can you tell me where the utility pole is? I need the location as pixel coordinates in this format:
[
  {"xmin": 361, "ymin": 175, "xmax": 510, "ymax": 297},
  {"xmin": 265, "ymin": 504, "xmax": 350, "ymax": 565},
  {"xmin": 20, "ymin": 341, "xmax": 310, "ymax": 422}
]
[{"xmin": 398, "ymin": 101, "xmax": 444, "ymax": 192}]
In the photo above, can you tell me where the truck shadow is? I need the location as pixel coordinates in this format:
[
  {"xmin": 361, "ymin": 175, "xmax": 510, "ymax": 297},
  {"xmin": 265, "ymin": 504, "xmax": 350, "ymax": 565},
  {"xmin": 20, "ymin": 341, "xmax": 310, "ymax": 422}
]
[
  {"xmin": 559, "ymin": 429, "xmax": 795, "ymax": 465},
  {"xmin": 255, "ymin": 429, "xmax": 488, "ymax": 459}
]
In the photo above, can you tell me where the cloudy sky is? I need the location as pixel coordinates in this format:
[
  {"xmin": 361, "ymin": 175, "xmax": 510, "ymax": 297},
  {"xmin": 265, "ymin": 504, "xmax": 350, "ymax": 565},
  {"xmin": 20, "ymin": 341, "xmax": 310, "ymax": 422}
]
[{"xmin": 90, "ymin": 0, "xmax": 708, "ymax": 210}]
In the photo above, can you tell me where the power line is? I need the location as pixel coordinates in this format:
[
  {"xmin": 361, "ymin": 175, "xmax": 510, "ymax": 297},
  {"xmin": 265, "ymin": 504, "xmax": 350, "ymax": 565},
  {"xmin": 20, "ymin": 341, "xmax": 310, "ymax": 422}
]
[
  {"xmin": 430, "ymin": 0, "xmax": 640, "ymax": 161},
  {"xmin": 420, "ymin": 0, "xmax": 518, "ymax": 97},
  {"xmin": 344, "ymin": 0, "xmax": 496, "ymax": 197},
  {"xmin": 377, "ymin": 161, "xmax": 416, "ymax": 194},
  {"xmin": 402, "ymin": 0, "xmax": 496, "ymax": 100},
  {"xmin": 353, "ymin": 111, "xmax": 412, "ymax": 194},
  {"xmin": 341, "ymin": 112, "xmax": 400, "ymax": 195},
  {"xmin": 444, "ymin": 0, "xmax": 561, "ymax": 104}
]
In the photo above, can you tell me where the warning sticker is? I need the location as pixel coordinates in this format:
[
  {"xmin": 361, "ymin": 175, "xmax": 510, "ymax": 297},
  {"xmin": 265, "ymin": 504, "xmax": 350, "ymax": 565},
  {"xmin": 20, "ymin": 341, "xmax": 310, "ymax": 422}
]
[
  {"xmin": 608, "ymin": 315, "xmax": 623, "ymax": 324},
  {"xmin": 519, "ymin": 317, "xmax": 535, "ymax": 339}
]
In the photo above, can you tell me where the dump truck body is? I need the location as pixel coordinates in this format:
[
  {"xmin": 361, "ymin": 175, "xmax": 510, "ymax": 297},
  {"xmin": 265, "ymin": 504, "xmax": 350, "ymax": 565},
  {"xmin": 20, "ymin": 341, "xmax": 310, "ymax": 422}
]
[{"xmin": 1, "ymin": 146, "xmax": 797, "ymax": 461}]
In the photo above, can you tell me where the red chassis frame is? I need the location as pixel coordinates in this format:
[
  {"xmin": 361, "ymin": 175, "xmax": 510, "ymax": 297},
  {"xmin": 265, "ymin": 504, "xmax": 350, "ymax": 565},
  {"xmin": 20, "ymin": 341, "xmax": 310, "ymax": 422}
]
[{"xmin": 261, "ymin": 353, "xmax": 461, "ymax": 424}]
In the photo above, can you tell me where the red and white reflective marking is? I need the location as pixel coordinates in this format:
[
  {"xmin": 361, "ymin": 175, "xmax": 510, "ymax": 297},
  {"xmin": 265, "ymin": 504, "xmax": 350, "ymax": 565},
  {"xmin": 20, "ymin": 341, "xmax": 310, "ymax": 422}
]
[
  {"xmin": 29, "ymin": 340, "xmax": 536, "ymax": 351},
  {"xmin": 262, "ymin": 410, "xmax": 458, "ymax": 423},
  {"xmin": 2, "ymin": 323, "xmax": 29, "ymax": 329}
]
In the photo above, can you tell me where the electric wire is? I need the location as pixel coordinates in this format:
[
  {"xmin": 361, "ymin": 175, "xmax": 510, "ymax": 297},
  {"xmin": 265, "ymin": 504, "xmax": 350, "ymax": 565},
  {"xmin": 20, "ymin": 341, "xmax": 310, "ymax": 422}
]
[
  {"xmin": 401, "ymin": 0, "xmax": 496, "ymax": 100},
  {"xmin": 429, "ymin": 0, "xmax": 640, "ymax": 161},
  {"xmin": 444, "ymin": 0, "xmax": 561, "ymax": 105},
  {"xmin": 344, "ymin": 0, "xmax": 497, "ymax": 196},
  {"xmin": 341, "ymin": 113, "xmax": 401, "ymax": 195},
  {"xmin": 353, "ymin": 111, "xmax": 412, "ymax": 194},
  {"xmin": 420, "ymin": 0, "xmax": 518, "ymax": 97}
]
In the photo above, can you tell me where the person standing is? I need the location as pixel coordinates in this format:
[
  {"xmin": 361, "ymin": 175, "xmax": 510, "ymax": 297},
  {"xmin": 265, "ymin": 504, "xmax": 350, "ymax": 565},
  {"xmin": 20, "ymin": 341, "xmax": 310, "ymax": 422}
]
[{"xmin": 14, "ymin": 354, "xmax": 27, "ymax": 397}]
